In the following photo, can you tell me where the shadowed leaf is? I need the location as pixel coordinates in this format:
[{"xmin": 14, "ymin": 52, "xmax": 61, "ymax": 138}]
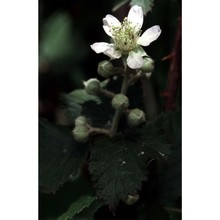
[
  {"xmin": 39, "ymin": 119, "xmax": 89, "ymax": 193},
  {"xmin": 89, "ymin": 121, "xmax": 171, "ymax": 209}
]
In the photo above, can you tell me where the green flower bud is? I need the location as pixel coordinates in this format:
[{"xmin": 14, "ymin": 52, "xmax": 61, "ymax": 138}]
[
  {"xmin": 97, "ymin": 60, "xmax": 114, "ymax": 78},
  {"xmin": 72, "ymin": 125, "xmax": 89, "ymax": 143},
  {"xmin": 123, "ymin": 194, "xmax": 139, "ymax": 205},
  {"xmin": 111, "ymin": 94, "xmax": 129, "ymax": 110},
  {"xmin": 127, "ymin": 108, "xmax": 146, "ymax": 127},
  {"xmin": 75, "ymin": 116, "xmax": 87, "ymax": 126},
  {"xmin": 83, "ymin": 78, "xmax": 100, "ymax": 95},
  {"xmin": 141, "ymin": 57, "xmax": 154, "ymax": 73}
]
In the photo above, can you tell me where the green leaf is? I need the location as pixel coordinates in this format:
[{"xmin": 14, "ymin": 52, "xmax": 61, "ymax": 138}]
[
  {"xmin": 130, "ymin": 0, "xmax": 154, "ymax": 15},
  {"xmin": 61, "ymin": 89, "xmax": 114, "ymax": 127},
  {"xmin": 89, "ymin": 123, "xmax": 171, "ymax": 209},
  {"xmin": 39, "ymin": 119, "xmax": 89, "ymax": 193},
  {"xmin": 40, "ymin": 13, "xmax": 74, "ymax": 62},
  {"xmin": 57, "ymin": 195, "xmax": 96, "ymax": 220},
  {"xmin": 62, "ymin": 89, "xmax": 101, "ymax": 105},
  {"xmin": 112, "ymin": 0, "xmax": 129, "ymax": 12}
]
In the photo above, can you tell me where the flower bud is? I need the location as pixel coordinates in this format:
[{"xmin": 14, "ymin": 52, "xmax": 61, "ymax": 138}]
[
  {"xmin": 83, "ymin": 78, "xmax": 100, "ymax": 95},
  {"xmin": 127, "ymin": 108, "xmax": 146, "ymax": 127},
  {"xmin": 75, "ymin": 116, "xmax": 87, "ymax": 126},
  {"xmin": 123, "ymin": 194, "xmax": 139, "ymax": 205},
  {"xmin": 72, "ymin": 125, "xmax": 89, "ymax": 143},
  {"xmin": 111, "ymin": 94, "xmax": 129, "ymax": 110},
  {"xmin": 97, "ymin": 60, "xmax": 114, "ymax": 78},
  {"xmin": 141, "ymin": 57, "xmax": 154, "ymax": 73}
]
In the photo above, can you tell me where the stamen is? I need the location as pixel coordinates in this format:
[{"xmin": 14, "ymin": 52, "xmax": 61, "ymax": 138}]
[{"xmin": 112, "ymin": 17, "xmax": 140, "ymax": 52}]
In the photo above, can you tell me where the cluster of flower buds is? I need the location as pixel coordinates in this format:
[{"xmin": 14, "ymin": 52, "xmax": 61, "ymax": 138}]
[
  {"xmin": 111, "ymin": 94, "xmax": 146, "ymax": 127},
  {"xmin": 72, "ymin": 116, "xmax": 90, "ymax": 143}
]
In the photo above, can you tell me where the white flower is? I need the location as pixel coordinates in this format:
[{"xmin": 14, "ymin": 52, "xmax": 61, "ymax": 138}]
[{"xmin": 90, "ymin": 5, "xmax": 161, "ymax": 69}]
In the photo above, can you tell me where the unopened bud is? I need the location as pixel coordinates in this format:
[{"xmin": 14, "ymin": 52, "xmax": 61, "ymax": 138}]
[
  {"xmin": 111, "ymin": 94, "xmax": 129, "ymax": 110},
  {"xmin": 123, "ymin": 194, "xmax": 139, "ymax": 205},
  {"xmin": 75, "ymin": 116, "xmax": 87, "ymax": 126},
  {"xmin": 141, "ymin": 57, "xmax": 154, "ymax": 73},
  {"xmin": 83, "ymin": 78, "xmax": 101, "ymax": 95},
  {"xmin": 98, "ymin": 60, "xmax": 114, "ymax": 78},
  {"xmin": 127, "ymin": 108, "xmax": 146, "ymax": 127},
  {"xmin": 72, "ymin": 125, "xmax": 89, "ymax": 143}
]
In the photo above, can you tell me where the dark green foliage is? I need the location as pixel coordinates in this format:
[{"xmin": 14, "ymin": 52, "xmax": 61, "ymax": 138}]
[
  {"xmin": 61, "ymin": 89, "xmax": 114, "ymax": 127},
  {"xmin": 89, "ymin": 121, "xmax": 171, "ymax": 209},
  {"xmin": 155, "ymin": 111, "xmax": 181, "ymax": 205},
  {"xmin": 39, "ymin": 119, "xmax": 89, "ymax": 193},
  {"xmin": 39, "ymin": 0, "xmax": 181, "ymax": 219}
]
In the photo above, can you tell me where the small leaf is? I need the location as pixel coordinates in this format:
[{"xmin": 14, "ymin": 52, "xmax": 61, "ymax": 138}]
[
  {"xmin": 57, "ymin": 195, "xmax": 96, "ymax": 220},
  {"xmin": 62, "ymin": 89, "xmax": 101, "ymax": 105},
  {"xmin": 130, "ymin": 0, "xmax": 154, "ymax": 15},
  {"xmin": 39, "ymin": 119, "xmax": 89, "ymax": 193},
  {"xmin": 112, "ymin": 0, "xmax": 129, "ymax": 12}
]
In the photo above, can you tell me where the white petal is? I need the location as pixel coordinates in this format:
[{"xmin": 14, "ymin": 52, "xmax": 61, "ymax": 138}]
[
  {"xmin": 103, "ymin": 44, "xmax": 122, "ymax": 59},
  {"xmin": 90, "ymin": 42, "xmax": 110, "ymax": 53},
  {"xmin": 137, "ymin": 25, "xmax": 161, "ymax": 46},
  {"xmin": 127, "ymin": 5, "xmax": 143, "ymax": 32},
  {"xmin": 127, "ymin": 51, "xmax": 144, "ymax": 69},
  {"xmin": 103, "ymin": 14, "xmax": 121, "ymax": 37}
]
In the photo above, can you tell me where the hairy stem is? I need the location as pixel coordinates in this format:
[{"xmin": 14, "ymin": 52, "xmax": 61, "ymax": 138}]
[
  {"xmin": 87, "ymin": 125, "xmax": 110, "ymax": 136},
  {"xmin": 99, "ymin": 88, "xmax": 116, "ymax": 98},
  {"xmin": 141, "ymin": 75, "xmax": 158, "ymax": 120}
]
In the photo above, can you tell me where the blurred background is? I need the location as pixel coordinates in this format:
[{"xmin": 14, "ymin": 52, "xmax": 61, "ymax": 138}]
[
  {"xmin": 39, "ymin": 0, "xmax": 181, "ymax": 219},
  {"xmin": 39, "ymin": 0, "xmax": 181, "ymax": 122}
]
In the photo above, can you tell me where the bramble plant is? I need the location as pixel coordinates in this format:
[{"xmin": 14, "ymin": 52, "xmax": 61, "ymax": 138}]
[{"xmin": 39, "ymin": 1, "xmax": 181, "ymax": 219}]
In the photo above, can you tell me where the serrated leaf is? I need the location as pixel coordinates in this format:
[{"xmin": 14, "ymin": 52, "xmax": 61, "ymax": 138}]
[
  {"xmin": 130, "ymin": 0, "xmax": 154, "ymax": 15},
  {"xmin": 89, "ymin": 123, "xmax": 171, "ymax": 209},
  {"xmin": 57, "ymin": 195, "xmax": 96, "ymax": 220},
  {"xmin": 112, "ymin": 0, "xmax": 129, "ymax": 12},
  {"xmin": 89, "ymin": 136, "xmax": 147, "ymax": 209},
  {"xmin": 39, "ymin": 119, "xmax": 89, "ymax": 193}
]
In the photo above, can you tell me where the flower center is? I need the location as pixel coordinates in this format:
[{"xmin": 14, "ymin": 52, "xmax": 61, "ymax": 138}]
[{"xmin": 112, "ymin": 18, "xmax": 140, "ymax": 53}]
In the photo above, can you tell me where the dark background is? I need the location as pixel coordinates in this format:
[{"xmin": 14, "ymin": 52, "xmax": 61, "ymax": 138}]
[{"xmin": 39, "ymin": 0, "xmax": 181, "ymax": 219}]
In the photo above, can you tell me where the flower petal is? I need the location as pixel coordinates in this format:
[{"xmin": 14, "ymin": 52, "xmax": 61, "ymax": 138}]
[
  {"xmin": 90, "ymin": 42, "xmax": 110, "ymax": 53},
  {"xmin": 127, "ymin": 51, "xmax": 144, "ymax": 69},
  {"xmin": 103, "ymin": 44, "xmax": 122, "ymax": 59},
  {"xmin": 127, "ymin": 5, "xmax": 143, "ymax": 32},
  {"xmin": 103, "ymin": 14, "xmax": 121, "ymax": 37},
  {"xmin": 137, "ymin": 25, "xmax": 161, "ymax": 46}
]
